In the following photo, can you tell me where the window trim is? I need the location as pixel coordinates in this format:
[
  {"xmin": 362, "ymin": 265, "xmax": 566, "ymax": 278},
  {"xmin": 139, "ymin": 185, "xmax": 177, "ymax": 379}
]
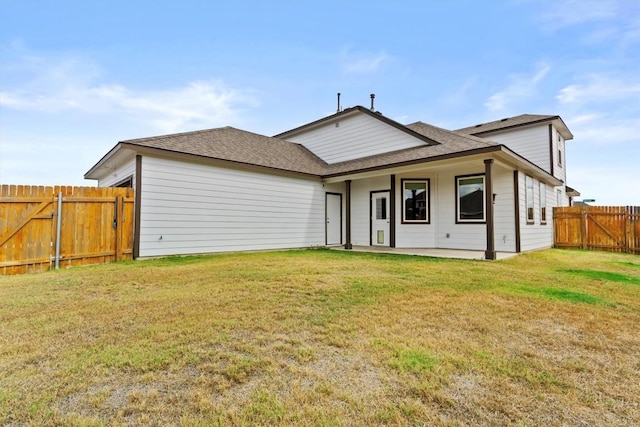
[
  {"xmin": 455, "ymin": 173, "xmax": 486, "ymax": 224},
  {"xmin": 540, "ymin": 182, "xmax": 547, "ymax": 224},
  {"xmin": 401, "ymin": 178, "xmax": 431, "ymax": 224},
  {"xmin": 557, "ymin": 133, "xmax": 563, "ymax": 167},
  {"xmin": 525, "ymin": 175, "xmax": 535, "ymax": 224}
]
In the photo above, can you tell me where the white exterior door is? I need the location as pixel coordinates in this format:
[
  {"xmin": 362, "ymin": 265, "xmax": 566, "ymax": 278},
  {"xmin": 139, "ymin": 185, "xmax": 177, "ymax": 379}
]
[
  {"xmin": 326, "ymin": 193, "xmax": 342, "ymax": 245},
  {"xmin": 371, "ymin": 191, "xmax": 390, "ymax": 246}
]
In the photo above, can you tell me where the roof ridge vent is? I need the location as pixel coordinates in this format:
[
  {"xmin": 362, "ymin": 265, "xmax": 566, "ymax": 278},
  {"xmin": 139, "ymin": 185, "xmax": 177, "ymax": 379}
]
[{"xmin": 500, "ymin": 118, "xmax": 509, "ymax": 122}]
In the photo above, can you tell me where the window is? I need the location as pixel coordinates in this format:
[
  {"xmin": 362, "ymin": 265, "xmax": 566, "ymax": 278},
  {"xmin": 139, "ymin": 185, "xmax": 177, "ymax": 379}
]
[
  {"xmin": 402, "ymin": 179, "xmax": 430, "ymax": 223},
  {"xmin": 376, "ymin": 197, "xmax": 387, "ymax": 220},
  {"xmin": 526, "ymin": 175, "xmax": 534, "ymax": 223},
  {"xmin": 456, "ymin": 175, "xmax": 485, "ymax": 223},
  {"xmin": 540, "ymin": 182, "xmax": 547, "ymax": 224},
  {"xmin": 557, "ymin": 133, "xmax": 563, "ymax": 166}
]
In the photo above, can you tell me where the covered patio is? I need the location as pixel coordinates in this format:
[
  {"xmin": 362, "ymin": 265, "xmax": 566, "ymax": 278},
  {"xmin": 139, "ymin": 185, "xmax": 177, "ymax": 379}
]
[{"xmin": 329, "ymin": 245, "xmax": 518, "ymax": 260}]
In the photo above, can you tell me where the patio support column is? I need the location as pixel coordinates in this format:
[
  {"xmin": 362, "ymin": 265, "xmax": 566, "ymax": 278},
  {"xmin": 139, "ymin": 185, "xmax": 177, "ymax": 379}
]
[
  {"xmin": 390, "ymin": 174, "xmax": 396, "ymax": 248},
  {"xmin": 133, "ymin": 155, "xmax": 142, "ymax": 260},
  {"xmin": 345, "ymin": 180, "xmax": 353, "ymax": 249},
  {"xmin": 484, "ymin": 159, "xmax": 496, "ymax": 260}
]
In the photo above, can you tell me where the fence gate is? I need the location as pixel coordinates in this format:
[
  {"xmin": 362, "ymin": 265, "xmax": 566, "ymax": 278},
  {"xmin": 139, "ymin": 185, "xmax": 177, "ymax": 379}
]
[
  {"xmin": 1, "ymin": 185, "xmax": 135, "ymax": 275},
  {"xmin": 554, "ymin": 206, "xmax": 640, "ymax": 254}
]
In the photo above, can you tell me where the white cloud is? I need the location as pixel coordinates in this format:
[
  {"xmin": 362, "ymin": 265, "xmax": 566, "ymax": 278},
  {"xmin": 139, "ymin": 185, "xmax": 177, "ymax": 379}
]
[
  {"xmin": 556, "ymin": 74, "xmax": 640, "ymax": 104},
  {"xmin": 484, "ymin": 63, "xmax": 550, "ymax": 112},
  {"xmin": 541, "ymin": 0, "xmax": 618, "ymax": 30},
  {"xmin": 0, "ymin": 54, "xmax": 259, "ymax": 134},
  {"xmin": 537, "ymin": 0, "xmax": 640, "ymax": 48},
  {"xmin": 341, "ymin": 48, "xmax": 390, "ymax": 74}
]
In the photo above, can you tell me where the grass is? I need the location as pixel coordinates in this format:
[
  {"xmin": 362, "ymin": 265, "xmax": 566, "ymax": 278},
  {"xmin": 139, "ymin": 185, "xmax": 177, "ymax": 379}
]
[{"xmin": 1, "ymin": 248, "xmax": 639, "ymax": 426}]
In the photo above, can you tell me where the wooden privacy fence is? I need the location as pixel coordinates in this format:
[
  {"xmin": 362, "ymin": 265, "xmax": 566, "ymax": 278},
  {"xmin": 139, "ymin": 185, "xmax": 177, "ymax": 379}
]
[
  {"xmin": 1, "ymin": 185, "xmax": 135, "ymax": 275},
  {"xmin": 554, "ymin": 206, "xmax": 640, "ymax": 254}
]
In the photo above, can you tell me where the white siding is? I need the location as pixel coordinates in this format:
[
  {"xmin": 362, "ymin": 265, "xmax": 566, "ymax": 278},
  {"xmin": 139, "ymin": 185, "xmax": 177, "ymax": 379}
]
[
  {"xmin": 435, "ymin": 166, "xmax": 486, "ymax": 251},
  {"xmin": 97, "ymin": 156, "xmax": 136, "ymax": 188},
  {"xmin": 482, "ymin": 126, "xmax": 551, "ymax": 173},
  {"xmin": 395, "ymin": 172, "xmax": 437, "ymax": 248},
  {"xmin": 323, "ymin": 182, "xmax": 346, "ymax": 244},
  {"xmin": 517, "ymin": 172, "xmax": 554, "ymax": 251},
  {"xmin": 138, "ymin": 156, "xmax": 325, "ymax": 257},
  {"xmin": 493, "ymin": 165, "xmax": 517, "ymax": 252},
  {"xmin": 286, "ymin": 113, "xmax": 425, "ymax": 164},
  {"xmin": 551, "ymin": 127, "xmax": 566, "ymax": 182},
  {"xmin": 350, "ymin": 176, "xmax": 390, "ymax": 246}
]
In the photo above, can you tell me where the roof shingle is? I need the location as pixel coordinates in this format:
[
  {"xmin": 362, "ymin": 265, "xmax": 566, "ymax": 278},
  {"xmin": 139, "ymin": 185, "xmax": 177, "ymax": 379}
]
[
  {"xmin": 120, "ymin": 126, "xmax": 328, "ymax": 176},
  {"xmin": 455, "ymin": 114, "xmax": 558, "ymax": 135}
]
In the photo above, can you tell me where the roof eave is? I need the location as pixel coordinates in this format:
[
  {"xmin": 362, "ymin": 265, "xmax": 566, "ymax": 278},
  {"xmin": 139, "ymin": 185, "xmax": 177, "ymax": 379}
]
[
  {"xmin": 276, "ymin": 106, "xmax": 441, "ymax": 146},
  {"xmin": 118, "ymin": 143, "xmax": 325, "ymax": 179},
  {"xmin": 322, "ymin": 144, "xmax": 562, "ymax": 186},
  {"xmin": 84, "ymin": 142, "xmax": 126, "ymax": 180},
  {"xmin": 463, "ymin": 115, "xmax": 574, "ymax": 140}
]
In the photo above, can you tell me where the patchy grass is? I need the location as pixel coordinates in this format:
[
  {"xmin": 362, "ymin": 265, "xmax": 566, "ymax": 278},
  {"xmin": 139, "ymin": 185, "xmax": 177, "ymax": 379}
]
[{"xmin": 1, "ymin": 248, "xmax": 639, "ymax": 426}]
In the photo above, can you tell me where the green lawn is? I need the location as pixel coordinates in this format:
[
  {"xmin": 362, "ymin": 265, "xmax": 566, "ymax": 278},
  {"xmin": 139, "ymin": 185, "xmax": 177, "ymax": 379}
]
[{"xmin": 1, "ymin": 249, "xmax": 639, "ymax": 426}]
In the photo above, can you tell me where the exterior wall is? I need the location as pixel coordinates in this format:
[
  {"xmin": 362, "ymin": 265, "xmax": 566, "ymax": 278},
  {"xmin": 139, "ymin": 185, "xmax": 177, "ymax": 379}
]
[
  {"xmin": 432, "ymin": 164, "xmax": 516, "ymax": 252},
  {"xmin": 550, "ymin": 126, "xmax": 566, "ymax": 182},
  {"xmin": 350, "ymin": 176, "xmax": 390, "ymax": 246},
  {"xmin": 492, "ymin": 165, "xmax": 517, "ymax": 252},
  {"xmin": 137, "ymin": 156, "xmax": 326, "ymax": 257},
  {"xmin": 97, "ymin": 156, "xmax": 136, "ymax": 188},
  {"xmin": 517, "ymin": 171, "xmax": 555, "ymax": 251},
  {"xmin": 394, "ymin": 172, "xmax": 437, "ymax": 248},
  {"xmin": 285, "ymin": 113, "xmax": 425, "ymax": 164},
  {"xmin": 323, "ymin": 182, "xmax": 346, "ymax": 244},
  {"xmin": 480, "ymin": 126, "xmax": 551, "ymax": 173},
  {"xmin": 349, "ymin": 163, "xmax": 519, "ymax": 253}
]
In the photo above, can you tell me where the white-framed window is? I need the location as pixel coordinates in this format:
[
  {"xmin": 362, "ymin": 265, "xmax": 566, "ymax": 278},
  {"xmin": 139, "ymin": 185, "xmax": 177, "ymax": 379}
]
[
  {"xmin": 456, "ymin": 174, "xmax": 485, "ymax": 223},
  {"xmin": 540, "ymin": 182, "xmax": 547, "ymax": 224},
  {"xmin": 401, "ymin": 179, "xmax": 430, "ymax": 223},
  {"xmin": 526, "ymin": 175, "xmax": 534, "ymax": 224}
]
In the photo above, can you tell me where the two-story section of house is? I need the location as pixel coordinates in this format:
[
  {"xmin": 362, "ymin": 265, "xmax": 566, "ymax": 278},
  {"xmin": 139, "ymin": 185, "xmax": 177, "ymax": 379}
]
[{"xmin": 456, "ymin": 114, "xmax": 578, "ymax": 250}]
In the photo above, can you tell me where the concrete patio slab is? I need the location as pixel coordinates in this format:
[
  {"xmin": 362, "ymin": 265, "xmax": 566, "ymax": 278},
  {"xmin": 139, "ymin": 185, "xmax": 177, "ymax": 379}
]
[{"xmin": 329, "ymin": 245, "xmax": 518, "ymax": 260}]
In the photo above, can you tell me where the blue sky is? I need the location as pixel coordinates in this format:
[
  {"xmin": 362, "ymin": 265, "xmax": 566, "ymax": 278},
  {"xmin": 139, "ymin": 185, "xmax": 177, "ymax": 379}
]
[{"xmin": 1, "ymin": 0, "xmax": 638, "ymax": 204}]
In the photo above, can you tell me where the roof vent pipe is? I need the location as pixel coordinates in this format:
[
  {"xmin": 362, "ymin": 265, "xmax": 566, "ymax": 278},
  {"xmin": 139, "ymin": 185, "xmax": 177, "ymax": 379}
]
[
  {"xmin": 337, "ymin": 92, "xmax": 341, "ymax": 113},
  {"xmin": 370, "ymin": 93, "xmax": 375, "ymax": 111}
]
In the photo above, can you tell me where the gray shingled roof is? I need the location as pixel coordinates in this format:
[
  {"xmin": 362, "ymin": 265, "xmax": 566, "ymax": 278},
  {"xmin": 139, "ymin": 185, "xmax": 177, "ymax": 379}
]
[
  {"xmin": 105, "ymin": 118, "xmax": 501, "ymax": 179},
  {"xmin": 87, "ymin": 109, "xmax": 561, "ymax": 181},
  {"xmin": 455, "ymin": 114, "xmax": 558, "ymax": 135},
  {"xmin": 119, "ymin": 126, "xmax": 328, "ymax": 176}
]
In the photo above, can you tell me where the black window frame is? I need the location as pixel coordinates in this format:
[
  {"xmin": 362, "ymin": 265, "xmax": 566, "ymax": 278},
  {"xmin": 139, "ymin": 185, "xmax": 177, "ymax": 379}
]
[
  {"xmin": 401, "ymin": 178, "xmax": 431, "ymax": 224},
  {"xmin": 455, "ymin": 173, "xmax": 486, "ymax": 224}
]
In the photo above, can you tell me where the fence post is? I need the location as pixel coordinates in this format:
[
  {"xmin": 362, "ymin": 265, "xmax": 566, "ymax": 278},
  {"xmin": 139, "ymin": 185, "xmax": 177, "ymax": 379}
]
[
  {"xmin": 114, "ymin": 196, "xmax": 120, "ymax": 262},
  {"xmin": 581, "ymin": 207, "xmax": 587, "ymax": 250},
  {"xmin": 54, "ymin": 191, "xmax": 62, "ymax": 270}
]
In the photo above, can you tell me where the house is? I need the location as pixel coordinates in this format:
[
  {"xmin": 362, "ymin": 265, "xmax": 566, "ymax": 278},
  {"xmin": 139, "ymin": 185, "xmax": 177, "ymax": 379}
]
[{"xmin": 85, "ymin": 104, "xmax": 576, "ymax": 260}]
